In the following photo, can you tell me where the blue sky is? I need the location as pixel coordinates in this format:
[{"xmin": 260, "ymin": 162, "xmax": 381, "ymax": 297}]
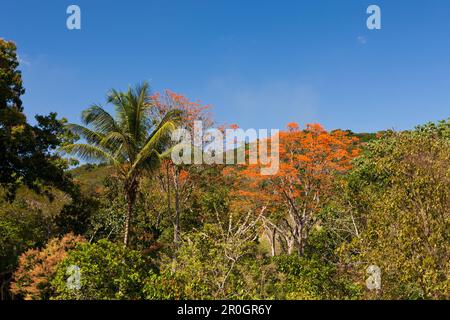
[{"xmin": 1, "ymin": 0, "xmax": 450, "ymax": 132}]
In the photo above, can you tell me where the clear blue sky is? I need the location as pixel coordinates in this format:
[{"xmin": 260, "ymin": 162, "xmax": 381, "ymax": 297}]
[{"xmin": 1, "ymin": 0, "xmax": 450, "ymax": 132}]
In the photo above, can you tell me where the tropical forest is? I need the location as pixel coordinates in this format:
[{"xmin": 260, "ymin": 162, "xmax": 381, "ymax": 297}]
[{"xmin": 0, "ymin": 36, "xmax": 448, "ymax": 301}]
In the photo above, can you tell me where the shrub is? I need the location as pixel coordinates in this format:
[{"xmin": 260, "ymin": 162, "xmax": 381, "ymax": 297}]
[
  {"xmin": 51, "ymin": 239, "xmax": 153, "ymax": 300},
  {"xmin": 10, "ymin": 233, "xmax": 85, "ymax": 300}
]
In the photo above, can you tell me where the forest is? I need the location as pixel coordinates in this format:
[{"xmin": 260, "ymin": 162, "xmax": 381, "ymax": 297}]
[{"xmin": 0, "ymin": 38, "xmax": 448, "ymax": 300}]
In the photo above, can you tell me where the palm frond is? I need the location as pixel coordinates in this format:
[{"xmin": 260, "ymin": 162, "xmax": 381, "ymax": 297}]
[
  {"xmin": 99, "ymin": 131, "xmax": 128, "ymax": 151},
  {"xmin": 128, "ymin": 118, "xmax": 179, "ymax": 178},
  {"xmin": 107, "ymin": 89, "xmax": 131, "ymax": 134},
  {"xmin": 59, "ymin": 143, "xmax": 120, "ymax": 167},
  {"xmin": 145, "ymin": 109, "xmax": 182, "ymax": 146},
  {"xmin": 64, "ymin": 84, "xmax": 182, "ymax": 182},
  {"xmin": 140, "ymin": 149, "xmax": 162, "ymax": 173},
  {"xmin": 82, "ymin": 104, "xmax": 119, "ymax": 135},
  {"xmin": 65, "ymin": 123, "xmax": 105, "ymax": 145},
  {"xmin": 125, "ymin": 82, "xmax": 152, "ymax": 144}
]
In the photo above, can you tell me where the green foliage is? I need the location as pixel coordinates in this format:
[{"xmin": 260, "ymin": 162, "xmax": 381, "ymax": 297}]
[
  {"xmin": 0, "ymin": 38, "xmax": 24, "ymax": 110},
  {"xmin": 143, "ymin": 271, "xmax": 184, "ymax": 300},
  {"xmin": 0, "ymin": 187, "xmax": 69, "ymax": 273},
  {"xmin": 0, "ymin": 39, "xmax": 76, "ymax": 200},
  {"xmin": 339, "ymin": 125, "xmax": 450, "ymax": 299},
  {"xmin": 69, "ymin": 163, "xmax": 113, "ymax": 194},
  {"xmin": 168, "ymin": 219, "xmax": 271, "ymax": 300},
  {"xmin": 85, "ymin": 176, "xmax": 126, "ymax": 243},
  {"xmin": 274, "ymin": 229, "xmax": 362, "ymax": 300},
  {"xmin": 170, "ymin": 226, "xmax": 234, "ymax": 299},
  {"xmin": 415, "ymin": 118, "xmax": 450, "ymax": 139},
  {"xmin": 52, "ymin": 240, "xmax": 153, "ymax": 300},
  {"xmin": 0, "ymin": 215, "xmax": 28, "ymax": 274},
  {"xmin": 56, "ymin": 191, "xmax": 99, "ymax": 236}
]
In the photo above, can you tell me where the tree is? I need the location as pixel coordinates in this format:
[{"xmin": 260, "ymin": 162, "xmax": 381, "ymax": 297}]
[
  {"xmin": 169, "ymin": 206, "xmax": 265, "ymax": 299},
  {"xmin": 61, "ymin": 83, "xmax": 181, "ymax": 246},
  {"xmin": 0, "ymin": 38, "xmax": 75, "ymax": 200},
  {"xmin": 231, "ymin": 123, "xmax": 360, "ymax": 255},
  {"xmin": 338, "ymin": 124, "xmax": 450, "ymax": 299},
  {"xmin": 151, "ymin": 90, "xmax": 213, "ymax": 249},
  {"xmin": 0, "ymin": 38, "xmax": 24, "ymax": 111},
  {"xmin": 10, "ymin": 233, "xmax": 85, "ymax": 300}
]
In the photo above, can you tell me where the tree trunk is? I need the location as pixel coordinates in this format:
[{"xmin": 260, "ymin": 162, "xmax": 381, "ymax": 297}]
[
  {"xmin": 297, "ymin": 223, "xmax": 304, "ymax": 255},
  {"xmin": 265, "ymin": 226, "xmax": 277, "ymax": 257},
  {"xmin": 171, "ymin": 168, "xmax": 185, "ymax": 248},
  {"xmin": 173, "ymin": 212, "xmax": 180, "ymax": 247},
  {"xmin": 123, "ymin": 186, "xmax": 136, "ymax": 247},
  {"xmin": 123, "ymin": 197, "xmax": 132, "ymax": 246},
  {"xmin": 287, "ymin": 237, "xmax": 295, "ymax": 255},
  {"xmin": 173, "ymin": 174, "xmax": 181, "ymax": 248}
]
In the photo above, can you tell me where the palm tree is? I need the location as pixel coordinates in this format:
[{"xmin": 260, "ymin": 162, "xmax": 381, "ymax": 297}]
[{"xmin": 60, "ymin": 82, "xmax": 181, "ymax": 246}]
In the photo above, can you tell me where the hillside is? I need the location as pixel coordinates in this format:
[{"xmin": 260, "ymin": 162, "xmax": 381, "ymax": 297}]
[{"xmin": 69, "ymin": 163, "xmax": 113, "ymax": 195}]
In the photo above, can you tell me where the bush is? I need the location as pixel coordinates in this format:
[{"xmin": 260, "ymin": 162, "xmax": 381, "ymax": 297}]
[
  {"xmin": 274, "ymin": 253, "xmax": 361, "ymax": 300},
  {"xmin": 10, "ymin": 233, "xmax": 85, "ymax": 300},
  {"xmin": 143, "ymin": 271, "xmax": 184, "ymax": 300}
]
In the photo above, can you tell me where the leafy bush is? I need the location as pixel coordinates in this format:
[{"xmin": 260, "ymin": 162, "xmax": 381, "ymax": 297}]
[
  {"xmin": 143, "ymin": 271, "xmax": 184, "ymax": 300},
  {"xmin": 274, "ymin": 253, "xmax": 361, "ymax": 300},
  {"xmin": 10, "ymin": 233, "xmax": 85, "ymax": 300},
  {"xmin": 52, "ymin": 240, "xmax": 153, "ymax": 300}
]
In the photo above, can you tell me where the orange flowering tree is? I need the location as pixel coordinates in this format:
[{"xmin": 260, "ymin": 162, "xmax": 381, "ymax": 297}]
[{"xmin": 230, "ymin": 123, "xmax": 360, "ymax": 255}]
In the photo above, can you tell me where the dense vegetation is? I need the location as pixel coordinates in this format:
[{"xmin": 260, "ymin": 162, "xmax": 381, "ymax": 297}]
[{"xmin": 1, "ymin": 38, "xmax": 448, "ymax": 300}]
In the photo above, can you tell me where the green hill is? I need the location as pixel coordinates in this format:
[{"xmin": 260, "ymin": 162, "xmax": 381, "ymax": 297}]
[{"xmin": 69, "ymin": 163, "xmax": 113, "ymax": 195}]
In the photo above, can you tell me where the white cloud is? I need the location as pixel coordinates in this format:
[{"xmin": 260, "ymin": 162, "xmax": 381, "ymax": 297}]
[{"xmin": 357, "ymin": 36, "xmax": 368, "ymax": 45}]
